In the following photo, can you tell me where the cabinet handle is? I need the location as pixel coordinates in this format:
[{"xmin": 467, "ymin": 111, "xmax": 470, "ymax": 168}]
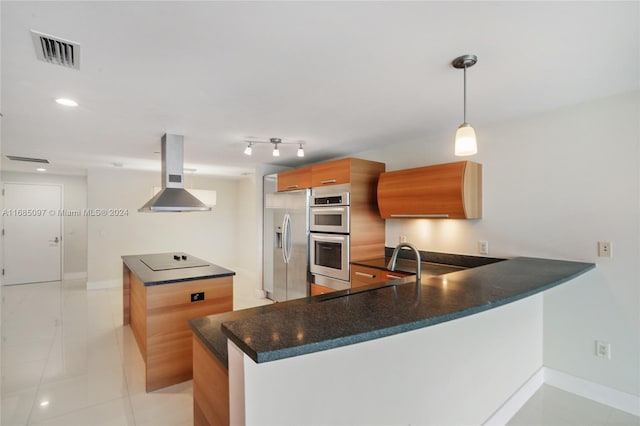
[
  {"xmin": 355, "ymin": 271, "xmax": 376, "ymax": 279},
  {"xmin": 287, "ymin": 185, "xmax": 299, "ymax": 189},
  {"xmin": 321, "ymin": 179, "xmax": 337, "ymax": 184},
  {"xmin": 390, "ymin": 214, "xmax": 450, "ymax": 218},
  {"xmin": 386, "ymin": 274, "xmax": 404, "ymax": 279}
]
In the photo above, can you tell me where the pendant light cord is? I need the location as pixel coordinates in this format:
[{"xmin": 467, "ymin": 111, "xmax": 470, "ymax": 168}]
[{"xmin": 463, "ymin": 64, "xmax": 467, "ymax": 124}]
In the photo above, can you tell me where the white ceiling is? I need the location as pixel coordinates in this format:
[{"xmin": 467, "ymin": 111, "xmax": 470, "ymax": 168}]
[{"xmin": 2, "ymin": 1, "xmax": 638, "ymax": 177}]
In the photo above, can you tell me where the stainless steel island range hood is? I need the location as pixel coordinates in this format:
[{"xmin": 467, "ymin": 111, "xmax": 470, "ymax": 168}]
[{"xmin": 139, "ymin": 134, "xmax": 211, "ymax": 212}]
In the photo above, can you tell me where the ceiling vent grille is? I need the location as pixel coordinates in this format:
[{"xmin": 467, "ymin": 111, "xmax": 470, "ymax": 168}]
[
  {"xmin": 6, "ymin": 155, "xmax": 50, "ymax": 164},
  {"xmin": 31, "ymin": 30, "xmax": 80, "ymax": 70}
]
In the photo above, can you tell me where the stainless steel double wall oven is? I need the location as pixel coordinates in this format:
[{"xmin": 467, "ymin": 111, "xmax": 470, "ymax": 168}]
[{"xmin": 309, "ymin": 184, "xmax": 351, "ymax": 290}]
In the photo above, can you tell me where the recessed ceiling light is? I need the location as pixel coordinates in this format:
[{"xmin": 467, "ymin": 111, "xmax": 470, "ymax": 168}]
[
  {"xmin": 55, "ymin": 98, "xmax": 78, "ymax": 107},
  {"xmin": 36, "ymin": 167, "xmax": 47, "ymax": 172}
]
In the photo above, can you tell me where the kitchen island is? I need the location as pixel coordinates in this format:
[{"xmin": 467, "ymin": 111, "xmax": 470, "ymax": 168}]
[
  {"xmin": 190, "ymin": 255, "xmax": 594, "ymax": 425},
  {"xmin": 122, "ymin": 252, "xmax": 234, "ymax": 392}
]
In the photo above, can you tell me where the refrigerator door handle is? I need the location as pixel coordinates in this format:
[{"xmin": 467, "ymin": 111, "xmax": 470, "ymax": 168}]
[
  {"xmin": 281, "ymin": 214, "xmax": 289, "ymax": 264},
  {"xmin": 284, "ymin": 213, "xmax": 293, "ymax": 264}
]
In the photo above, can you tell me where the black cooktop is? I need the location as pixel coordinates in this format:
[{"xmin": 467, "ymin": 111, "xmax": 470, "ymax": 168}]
[{"xmin": 139, "ymin": 252, "xmax": 210, "ymax": 271}]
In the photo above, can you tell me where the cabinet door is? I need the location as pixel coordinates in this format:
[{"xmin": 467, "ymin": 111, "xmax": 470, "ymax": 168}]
[
  {"xmin": 278, "ymin": 167, "xmax": 312, "ymax": 192},
  {"xmin": 311, "ymin": 158, "xmax": 351, "ymax": 187},
  {"xmin": 311, "ymin": 283, "xmax": 337, "ymax": 295}
]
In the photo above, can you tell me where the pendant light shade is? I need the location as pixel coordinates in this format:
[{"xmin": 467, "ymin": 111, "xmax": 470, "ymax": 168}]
[
  {"xmin": 452, "ymin": 54, "xmax": 478, "ymax": 156},
  {"xmin": 455, "ymin": 123, "xmax": 477, "ymax": 156}
]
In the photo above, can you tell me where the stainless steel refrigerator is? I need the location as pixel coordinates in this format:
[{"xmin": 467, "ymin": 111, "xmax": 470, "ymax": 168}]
[{"xmin": 263, "ymin": 174, "xmax": 310, "ymax": 302}]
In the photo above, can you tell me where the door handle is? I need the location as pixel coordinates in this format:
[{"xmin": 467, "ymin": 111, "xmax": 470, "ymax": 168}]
[{"xmin": 49, "ymin": 236, "xmax": 59, "ymax": 243}]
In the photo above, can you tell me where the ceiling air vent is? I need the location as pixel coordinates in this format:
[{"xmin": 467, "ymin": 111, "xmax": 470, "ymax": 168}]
[
  {"xmin": 6, "ymin": 155, "xmax": 50, "ymax": 164},
  {"xmin": 31, "ymin": 30, "xmax": 80, "ymax": 70}
]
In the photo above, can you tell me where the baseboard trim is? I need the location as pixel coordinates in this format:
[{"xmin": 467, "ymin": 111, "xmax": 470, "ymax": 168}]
[
  {"xmin": 63, "ymin": 272, "xmax": 87, "ymax": 280},
  {"xmin": 544, "ymin": 367, "xmax": 640, "ymax": 416},
  {"xmin": 483, "ymin": 368, "xmax": 544, "ymax": 425},
  {"xmin": 86, "ymin": 279, "xmax": 120, "ymax": 290}
]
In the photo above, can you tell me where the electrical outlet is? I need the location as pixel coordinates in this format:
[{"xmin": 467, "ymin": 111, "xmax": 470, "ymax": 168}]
[
  {"xmin": 598, "ymin": 241, "xmax": 612, "ymax": 258},
  {"xmin": 478, "ymin": 240, "xmax": 489, "ymax": 255},
  {"xmin": 399, "ymin": 235, "xmax": 407, "ymax": 243},
  {"xmin": 595, "ymin": 340, "xmax": 611, "ymax": 359}
]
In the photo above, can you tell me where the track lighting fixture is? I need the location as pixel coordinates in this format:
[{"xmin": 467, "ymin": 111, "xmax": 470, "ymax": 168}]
[
  {"xmin": 452, "ymin": 54, "xmax": 478, "ymax": 156},
  {"xmin": 241, "ymin": 137, "xmax": 306, "ymax": 158}
]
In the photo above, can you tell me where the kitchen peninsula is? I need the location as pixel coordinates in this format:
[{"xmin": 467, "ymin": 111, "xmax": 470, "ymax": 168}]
[
  {"xmin": 122, "ymin": 252, "xmax": 234, "ymax": 392},
  {"xmin": 190, "ymin": 255, "xmax": 594, "ymax": 425}
]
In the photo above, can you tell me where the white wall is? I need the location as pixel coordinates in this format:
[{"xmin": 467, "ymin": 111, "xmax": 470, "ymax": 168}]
[
  {"xmin": 86, "ymin": 168, "xmax": 246, "ymax": 288},
  {"xmin": 232, "ymin": 295, "xmax": 543, "ymax": 425},
  {"xmin": 354, "ymin": 92, "xmax": 639, "ymax": 396},
  {"xmin": 1, "ymin": 171, "xmax": 88, "ymax": 276}
]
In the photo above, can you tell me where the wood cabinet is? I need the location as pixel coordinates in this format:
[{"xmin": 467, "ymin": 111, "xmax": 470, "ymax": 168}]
[
  {"xmin": 277, "ymin": 166, "xmax": 312, "ymax": 192},
  {"xmin": 311, "ymin": 283, "xmax": 338, "ymax": 295},
  {"xmin": 351, "ymin": 264, "xmax": 412, "ymax": 288},
  {"xmin": 377, "ymin": 161, "xmax": 482, "ymax": 219},
  {"xmin": 311, "ymin": 158, "xmax": 352, "ymax": 186},
  {"xmin": 310, "ymin": 157, "xmax": 385, "ymax": 188}
]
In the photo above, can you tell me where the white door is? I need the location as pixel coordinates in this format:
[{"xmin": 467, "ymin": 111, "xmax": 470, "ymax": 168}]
[{"xmin": 3, "ymin": 183, "xmax": 62, "ymax": 285}]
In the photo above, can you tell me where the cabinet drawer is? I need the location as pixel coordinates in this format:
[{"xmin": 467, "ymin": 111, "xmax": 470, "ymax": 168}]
[
  {"xmin": 311, "ymin": 158, "xmax": 351, "ymax": 187},
  {"xmin": 351, "ymin": 264, "xmax": 412, "ymax": 288},
  {"xmin": 278, "ymin": 167, "xmax": 312, "ymax": 191},
  {"xmin": 351, "ymin": 264, "xmax": 385, "ymax": 287}
]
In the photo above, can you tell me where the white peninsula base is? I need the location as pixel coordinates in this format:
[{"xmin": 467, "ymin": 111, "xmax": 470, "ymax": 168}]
[{"xmin": 228, "ymin": 294, "xmax": 543, "ymax": 425}]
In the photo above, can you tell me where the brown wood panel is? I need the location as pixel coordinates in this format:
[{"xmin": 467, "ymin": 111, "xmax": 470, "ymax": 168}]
[
  {"xmin": 130, "ymin": 273, "xmax": 147, "ymax": 359},
  {"xmin": 311, "ymin": 158, "xmax": 352, "ymax": 186},
  {"xmin": 277, "ymin": 166, "xmax": 312, "ymax": 191},
  {"xmin": 311, "ymin": 283, "xmax": 337, "ymax": 295},
  {"xmin": 377, "ymin": 161, "xmax": 482, "ymax": 219},
  {"xmin": 143, "ymin": 276, "xmax": 233, "ymax": 392},
  {"xmin": 146, "ymin": 276, "xmax": 233, "ymax": 310},
  {"xmin": 193, "ymin": 335, "xmax": 230, "ymax": 426},
  {"xmin": 349, "ymin": 159, "xmax": 386, "ymax": 262},
  {"xmin": 123, "ymin": 265, "xmax": 131, "ymax": 325}
]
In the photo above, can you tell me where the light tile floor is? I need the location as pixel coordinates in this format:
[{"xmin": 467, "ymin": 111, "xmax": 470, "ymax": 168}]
[
  {"xmin": 508, "ymin": 384, "xmax": 639, "ymax": 426},
  {"xmin": 2, "ymin": 279, "xmax": 638, "ymax": 426}
]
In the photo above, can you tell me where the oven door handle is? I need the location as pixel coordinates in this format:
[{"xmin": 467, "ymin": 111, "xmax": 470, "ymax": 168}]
[
  {"xmin": 311, "ymin": 207, "xmax": 347, "ymax": 213},
  {"xmin": 312, "ymin": 235, "xmax": 346, "ymax": 242}
]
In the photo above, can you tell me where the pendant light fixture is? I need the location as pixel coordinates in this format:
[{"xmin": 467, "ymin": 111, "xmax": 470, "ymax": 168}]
[
  {"xmin": 452, "ymin": 54, "xmax": 478, "ymax": 156},
  {"xmin": 244, "ymin": 142, "xmax": 253, "ymax": 156},
  {"xmin": 297, "ymin": 143, "xmax": 305, "ymax": 158}
]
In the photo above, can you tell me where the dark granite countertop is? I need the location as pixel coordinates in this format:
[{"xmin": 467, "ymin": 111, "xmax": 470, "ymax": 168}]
[
  {"xmin": 190, "ymin": 256, "xmax": 594, "ymax": 367},
  {"xmin": 122, "ymin": 252, "xmax": 235, "ymax": 286}
]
